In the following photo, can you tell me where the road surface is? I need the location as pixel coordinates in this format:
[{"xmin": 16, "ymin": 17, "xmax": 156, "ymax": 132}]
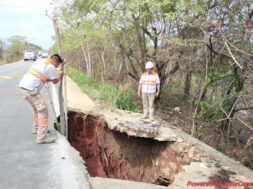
[
  {"xmin": 0, "ymin": 60, "xmax": 62, "ymax": 189},
  {"xmin": 0, "ymin": 60, "xmax": 90, "ymax": 189}
]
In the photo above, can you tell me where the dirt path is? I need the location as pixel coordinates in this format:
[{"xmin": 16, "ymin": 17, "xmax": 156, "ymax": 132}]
[{"xmin": 66, "ymin": 76, "xmax": 95, "ymax": 112}]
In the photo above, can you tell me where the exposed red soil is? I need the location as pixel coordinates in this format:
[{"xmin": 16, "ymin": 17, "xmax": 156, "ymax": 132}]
[{"xmin": 68, "ymin": 111, "xmax": 190, "ymax": 186}]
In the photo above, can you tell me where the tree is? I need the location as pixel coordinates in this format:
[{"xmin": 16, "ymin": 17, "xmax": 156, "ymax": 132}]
[
  {"xmin": 0, "ymin": 39, "xmax": 4, "ymax": 59},
  {"xmin": 53, "ymin": 0, "xmax": 253, "ymax": 138},
  {"xmin": 27, "ymin": 43, "xmax": 42, "ymax": 52},
  {"xmin": 6, "ymin": 35, "xmax": 26, "ymax": 58}
]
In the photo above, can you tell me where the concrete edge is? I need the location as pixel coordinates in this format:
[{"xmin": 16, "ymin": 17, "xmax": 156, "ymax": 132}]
[
  {"xmin": 90, "ymin": 177, "xmax": 168, "ymax": 189},
  {"xmin": 50, "ymin": 132, "xmax": 92, "ymax": 189},
  {"xmin": 169, "ymin": 124, "xmax": 253, "ymax": 181}
]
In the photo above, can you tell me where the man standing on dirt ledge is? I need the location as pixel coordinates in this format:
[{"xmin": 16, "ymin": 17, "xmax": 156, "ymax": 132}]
[
  {"xmin": 138, "ymin": 61, "xmax": 160, "ymax": 120},
  {"xmin": 19, "ymin": 54, "xmax": 64, "ymax": 144}
]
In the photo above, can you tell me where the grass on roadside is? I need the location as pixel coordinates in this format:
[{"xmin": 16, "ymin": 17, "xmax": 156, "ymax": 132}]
[
  {"xmin": 67, "ymin": 66, "xmax": 140, "ymax": 112},
  {"xmin": 0, "ymin": 60, "xmax": 6, "ymax": 66}
]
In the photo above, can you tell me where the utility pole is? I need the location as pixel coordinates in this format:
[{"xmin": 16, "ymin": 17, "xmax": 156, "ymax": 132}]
[
  {"xmin": 52, "ymin": 18, "xmax": 63, "ymax": 55},
  {"xmin": 51, "ymin": 17, "xmax": 67, "ymax": 136}
]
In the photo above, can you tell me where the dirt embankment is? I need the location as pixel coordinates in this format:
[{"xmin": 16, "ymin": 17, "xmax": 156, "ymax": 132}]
[{"xmin": 68, "ymin": 111, "xmax": 194, "ymax": 186}]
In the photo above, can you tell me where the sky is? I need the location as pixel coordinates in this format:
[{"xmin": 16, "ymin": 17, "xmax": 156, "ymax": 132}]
[{"xmin": 0, "ymin": 0, "xmax": 56, "ymax": 50}]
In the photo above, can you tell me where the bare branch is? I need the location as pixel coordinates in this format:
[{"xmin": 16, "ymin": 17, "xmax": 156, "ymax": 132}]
[
  {"xmin": 222, "ymin": 36, "xmax": 243, "ymax": 69},
  {"xmin": 216, "ymin": 25, "xmax": 243, "ymax": 69},
  {"xmin": 236, "ymin": 118, "xmax": 253, "ymax": 131}
]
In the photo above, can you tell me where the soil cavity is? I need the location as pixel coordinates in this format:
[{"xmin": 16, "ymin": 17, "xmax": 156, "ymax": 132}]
[{"xmin": 68, "ymin": 111, "xmax": 188, "ymax": 186}]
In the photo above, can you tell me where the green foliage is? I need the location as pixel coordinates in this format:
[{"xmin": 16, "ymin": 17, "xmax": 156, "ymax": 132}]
[
  {"xmin": 0, "ymin": 60, "xmax": 6, "ymax": 66},
  {"xmin": 0, "ymin": 39, "xmax": 4, "ymax": 59},
  {"xmin": 67, "ymin": 66, "xmax": 140, "ymax": 112},
  {"xmin": 6, "ymin": 35, "xmax": 26, "ymax": 58},
  {"xmin": 194, "ymin": 130, "xmax": 202, "ymax": 139},
  {"xmin": 0, "ymin": 35, "xmax": 26, "ymax": 63},
  {"xmin": 97, "ymin": 85, "xmax": 118, "ymax": 102},
  {"xmin": 53, "ymin": 0, "xmax": 253, "ymax": 171},
  {"xmin": 0, "ymin": 35, "xmax": 42, "ymax": 64},
  {"xmin": 116, "ymin": 88, "xmax": 140, "ymax": 112},
  {"xmin": 194, "ymin": 101, "xmax": 222, "ymax": 123},
  {"xmin": 26, "ymin": 43, "xmax": 42, "ymax": 51},
  {"xmin": 55, "ymin": 122, "xmax": 61, "ymax": 131},
  {"xmin": 69, "ymin": 68, "xmax": 94, "ymax": 86},
  {"xmin": 210, "ymin": 72, "xmax": 221, "ymax": 80}
]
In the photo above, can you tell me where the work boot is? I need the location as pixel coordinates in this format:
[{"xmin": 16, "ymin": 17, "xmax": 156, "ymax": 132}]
[{"xmin": 36, "ymin": 137, "xmax": 55, "ymax": 144}]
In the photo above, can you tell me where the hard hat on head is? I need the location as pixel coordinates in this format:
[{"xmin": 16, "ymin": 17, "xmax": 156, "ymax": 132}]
[{"xmin": 145, "ymin": 61, "xmax": 153, "ymax": 69}]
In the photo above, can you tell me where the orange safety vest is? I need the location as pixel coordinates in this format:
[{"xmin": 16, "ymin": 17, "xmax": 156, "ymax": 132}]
[
  {"xmin": 27, "ymin": 59, "xmax": 54, "ymax": 84},
  {"xmin": 140, "ymin": 71, "xmax": 160, "ymax": 93},
  {"xmin": 142, "ymin": 71, "xmax": 157, "ymax": 86}
]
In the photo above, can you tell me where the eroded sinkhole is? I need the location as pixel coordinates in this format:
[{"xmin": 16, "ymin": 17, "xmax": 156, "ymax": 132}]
[{"xmin": 67, "ymin": 111, "xmax": 190, "ymax": 186}]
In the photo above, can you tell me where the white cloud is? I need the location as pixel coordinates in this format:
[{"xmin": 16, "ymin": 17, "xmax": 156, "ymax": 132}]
[
  {"xmin": 0, "ymin": 0, "xmax": 57, "ymax": 49},
  {"xmin": 0, "ymin": 0, "xmax": 54, "ymax": 13}
]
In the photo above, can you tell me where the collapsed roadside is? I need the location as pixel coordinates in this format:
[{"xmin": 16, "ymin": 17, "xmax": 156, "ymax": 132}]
[{"xmin": 65, "ymin": 75, "xmax": 253, "ymax": 188}]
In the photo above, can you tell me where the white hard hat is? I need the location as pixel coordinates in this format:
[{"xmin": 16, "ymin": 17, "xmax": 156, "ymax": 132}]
[{"xmin": 145, "ymin": 61, "xmax": 153, "ymax": 69}]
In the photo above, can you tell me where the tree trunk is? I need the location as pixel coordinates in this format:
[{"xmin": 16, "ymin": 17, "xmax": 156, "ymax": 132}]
[
  {"xmin": 87, "ymin": 43, "xmax": 92, "ymax": 77},
  {"xmin": 133, "ymin": 20, "xmax": 146, "ymax": 70},
  {"xmin": 81, "ymin": 43, "xmax": 92, "ymax": 77},
  {"xmin": 220, "ymin": 68, "xmax": 245, "ymax": 133},
  {"xmin": 184, "ymin": 70, "xmax": 192, "ymax": 98}
]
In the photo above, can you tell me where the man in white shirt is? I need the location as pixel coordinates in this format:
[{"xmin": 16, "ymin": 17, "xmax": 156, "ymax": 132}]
[
  {"xmin": 138, "ymin": 61, "xmax": 160, "ymax": 119},
  {"xmin": 19, "ymin": 54, "xmax": 64, "ymax": 144}
]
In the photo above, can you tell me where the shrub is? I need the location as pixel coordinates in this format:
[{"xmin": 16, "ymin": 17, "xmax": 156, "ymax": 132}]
[
  {"xmin": 116, "ymin": 88, "xmax": 140, "ymax": 112},
  {"xmin": 193, "ymin": 101, "xmax": 223, "ymax": 123}
]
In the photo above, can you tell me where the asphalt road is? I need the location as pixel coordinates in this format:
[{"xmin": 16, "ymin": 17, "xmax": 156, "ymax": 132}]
[{"xmin": 0, "ymin": 60, "xmax": 62, "ymax": 189}]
